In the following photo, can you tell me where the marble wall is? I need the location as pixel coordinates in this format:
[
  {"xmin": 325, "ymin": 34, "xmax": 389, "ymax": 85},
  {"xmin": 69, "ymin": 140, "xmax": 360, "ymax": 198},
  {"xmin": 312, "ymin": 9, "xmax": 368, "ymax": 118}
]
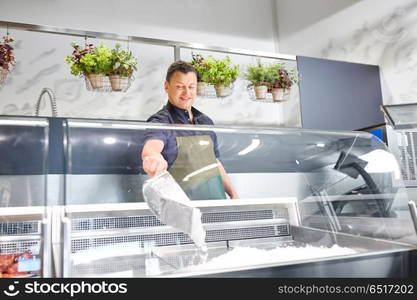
[
  {"xmin": 319, "ymin": 2, "xmax": 417, "ymax": 106},
  {"xmin": 0, "ymin": 0, "xmax": 301, "ymax": 127},
  {"xmin": 181, "ymin": 49, "xmax": 300, "ymax": 127},
  {"xmin": 276, "ymin": 0, "xmax": 417, "ymax": 106},
  {"xmin": 0, "ymin": 29, "xmax": 300, "ymax": 127},
  {"xmin": 0, "ymin": 31, "xmax": 173, "ymax": 121}
]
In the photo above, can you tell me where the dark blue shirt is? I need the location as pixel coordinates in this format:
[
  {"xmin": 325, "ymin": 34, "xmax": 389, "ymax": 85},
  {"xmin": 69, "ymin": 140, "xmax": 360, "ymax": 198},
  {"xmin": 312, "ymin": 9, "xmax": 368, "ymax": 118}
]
[{"xmin": 142, "ymin": 102, "xmax": 220, "ymax": 167}]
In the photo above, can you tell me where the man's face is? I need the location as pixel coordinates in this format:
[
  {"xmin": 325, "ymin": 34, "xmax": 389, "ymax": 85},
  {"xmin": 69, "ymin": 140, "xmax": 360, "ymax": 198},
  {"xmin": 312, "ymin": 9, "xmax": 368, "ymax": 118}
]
[{"xmin": 164, "ymin": 71, "xmax": 197, "ymax": 111}]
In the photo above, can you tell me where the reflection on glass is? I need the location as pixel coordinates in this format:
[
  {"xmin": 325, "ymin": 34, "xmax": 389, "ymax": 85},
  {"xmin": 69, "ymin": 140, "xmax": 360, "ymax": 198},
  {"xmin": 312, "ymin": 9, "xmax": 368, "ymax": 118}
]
[
  {"xmin": 238, "ymin": 138, "xmax": 260, "ymax": 156},
  {"xmin": 103, "ymin": 137, "xmax": 116, "ymax": 145}
]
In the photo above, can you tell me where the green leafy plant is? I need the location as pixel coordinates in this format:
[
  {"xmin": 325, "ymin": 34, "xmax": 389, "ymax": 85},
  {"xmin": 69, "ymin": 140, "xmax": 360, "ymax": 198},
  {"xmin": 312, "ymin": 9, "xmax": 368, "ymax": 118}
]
[
  {"xmin": 65, "ymin": 43, "xmax": 111, "ymax": 76},
  {"xmin": 190, "ymin": 53, "xmax": 209, "ymax": 82},
  {"xmin": 83, "ymin": 44, "xmax": 112, "ymax": 75},
  {"xmin": 109, "ymin": 44, "xmax": 137, "ymax": 77},
  {"xmin": 244, "ymin": 61, "xmax": 278, "ymax": 87},
  {"xmin": 65, "ymin": 43, "xmax": 93, "ymax": 76},
  {"xmin": 272, "ymin": 65, "xmax": 298, "ymax": 89},
  {"xmin": 203, "ymin": 55, "xmax": 239, "ymax": 87}
]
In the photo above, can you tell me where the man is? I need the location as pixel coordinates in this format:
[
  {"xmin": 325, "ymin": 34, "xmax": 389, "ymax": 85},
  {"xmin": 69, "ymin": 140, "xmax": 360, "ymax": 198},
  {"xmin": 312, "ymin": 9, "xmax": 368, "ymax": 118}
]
[{"xmin": 141, "ymin": 61, "xmax": 238, "ymax": 200}]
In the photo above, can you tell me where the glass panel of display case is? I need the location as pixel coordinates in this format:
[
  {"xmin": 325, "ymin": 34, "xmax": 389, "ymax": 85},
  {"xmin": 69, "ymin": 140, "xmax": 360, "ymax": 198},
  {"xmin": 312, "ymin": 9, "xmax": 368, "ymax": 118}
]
[
  {"xmin": 382, "ymin": 103, "xmax": 417, "ymax": 126},
  {"xmin": 0, "ymin": 116, "xmax": 49, "ymax": 278}
]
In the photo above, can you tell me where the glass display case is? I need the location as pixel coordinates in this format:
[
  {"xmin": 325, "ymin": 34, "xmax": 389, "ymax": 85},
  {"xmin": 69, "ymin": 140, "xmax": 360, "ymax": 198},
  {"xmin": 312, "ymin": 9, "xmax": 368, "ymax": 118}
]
[
  {"xmin": 0, "ymin": 115, "xmax": 416, "ymax": 277},
  {"xmin": 0, "ymin": 116, "xmax": 51, "ymax": 278},
  {"xmin": 61, "ymin": 118, "xmax": 417, "ymax": 277}
]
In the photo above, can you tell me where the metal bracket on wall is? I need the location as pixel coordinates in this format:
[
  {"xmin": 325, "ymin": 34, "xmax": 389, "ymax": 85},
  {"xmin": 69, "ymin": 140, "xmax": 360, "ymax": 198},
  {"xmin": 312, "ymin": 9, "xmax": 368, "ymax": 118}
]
[{"xmin": 174, "ymin": 45, "xmax": 181, "ymax": 62}]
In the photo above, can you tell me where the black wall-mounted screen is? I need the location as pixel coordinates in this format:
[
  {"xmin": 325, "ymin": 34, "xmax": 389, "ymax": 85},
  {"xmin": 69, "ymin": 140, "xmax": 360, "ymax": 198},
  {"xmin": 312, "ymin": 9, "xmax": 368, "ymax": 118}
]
[{"xmin": 297, "ymin": 56, "xmax": 385, "ymax": 131}]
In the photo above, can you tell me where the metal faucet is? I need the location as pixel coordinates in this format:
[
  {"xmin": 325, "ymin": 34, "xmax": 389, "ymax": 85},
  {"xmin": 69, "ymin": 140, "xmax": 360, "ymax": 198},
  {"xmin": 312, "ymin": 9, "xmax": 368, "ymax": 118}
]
[{"xmin": 35, "ymin": 87, "xmax": 58, "ymax": 117}]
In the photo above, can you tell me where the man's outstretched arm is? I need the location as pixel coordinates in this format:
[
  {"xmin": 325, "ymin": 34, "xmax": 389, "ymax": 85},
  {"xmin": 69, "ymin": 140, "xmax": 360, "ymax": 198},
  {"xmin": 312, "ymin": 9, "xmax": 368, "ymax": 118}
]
[{"xmin": 141, "ymin": 139, "xmax": 167, "ymax": 177}]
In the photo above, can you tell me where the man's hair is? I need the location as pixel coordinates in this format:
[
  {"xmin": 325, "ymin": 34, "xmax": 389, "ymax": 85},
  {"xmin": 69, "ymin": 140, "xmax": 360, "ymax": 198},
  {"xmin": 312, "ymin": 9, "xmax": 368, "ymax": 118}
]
[{"xmin": 166, "ymin": 61, "xmax": 197, "ymax": 82}]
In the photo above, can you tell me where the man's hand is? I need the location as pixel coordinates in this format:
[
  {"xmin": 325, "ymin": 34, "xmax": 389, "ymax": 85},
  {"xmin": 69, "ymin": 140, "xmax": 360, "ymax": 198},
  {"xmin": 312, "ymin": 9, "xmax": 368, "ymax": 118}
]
[
  {"xmin": 141, "ymin": 139, "xmax": 166, "ymax": 177},
  {"xmin": 217, "ymin": 159, "xmax": 239, "ymax": 199},
  {"xmin": 142, "ymin": 155, "xmax": 168, "ymax": 177},
  {"xmin": 229, "ymin": 192, "xmax": 240, "ymax": 199}
]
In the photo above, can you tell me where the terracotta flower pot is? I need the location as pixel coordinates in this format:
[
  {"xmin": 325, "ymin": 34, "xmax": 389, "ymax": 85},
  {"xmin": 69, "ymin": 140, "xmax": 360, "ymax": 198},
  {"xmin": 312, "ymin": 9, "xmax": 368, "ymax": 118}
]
[
  {"xmin": 86, "ymin": 74, "xmax": 105, "ymax": 89},
  {"xmin": 109, "ymin": 75, "xmax": 129, "ymax": 91},
  {"xmin": 214, "ymin": 85, "xmax": 232, "ymax": 97},
  {"xmin": 197, "ymin": 82, "xmax": 207, "ymax": 96},
  {"xmin": 254, "ymin": 85, "xmax": 268, "ymax": 99},
  {"xmin": 0, "ymin": 67, "xmax": 8, "ymax": 83},
  {"xmin": 271, "ymin": 88, "xmax": 285, "ymax": 102}
]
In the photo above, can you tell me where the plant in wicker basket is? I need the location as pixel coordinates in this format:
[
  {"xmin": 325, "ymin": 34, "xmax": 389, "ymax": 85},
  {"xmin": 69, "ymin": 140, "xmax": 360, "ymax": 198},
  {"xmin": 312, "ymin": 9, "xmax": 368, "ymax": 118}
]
[
  {"xmin": 65, "ymin": 43, "xmax": 111, "ymax": 90},
  {"xmin": 190, "ymin": 53, "xmax": 209, "ymax": 96},
  {"xmin": 0, "ymin": 35, "xmax": 16, "ymax": 84},
  {"xmin": 203, "ymin": 55, "xmax": 239, "ymax": 97},
  {"xmin": 108, "ymin": 44, "xmax": 137, "ymax": 91},
  {"xmin": 271, "ymin": 65, "xmax": 298, "ymax": 102}
]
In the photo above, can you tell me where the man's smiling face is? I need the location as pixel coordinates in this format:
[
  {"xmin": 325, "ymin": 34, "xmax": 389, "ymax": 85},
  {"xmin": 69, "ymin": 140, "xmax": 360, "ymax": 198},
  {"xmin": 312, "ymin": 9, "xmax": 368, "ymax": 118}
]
[{"xmin": 165, "ymin": 71, "xmax": 197, "ymax": 111}]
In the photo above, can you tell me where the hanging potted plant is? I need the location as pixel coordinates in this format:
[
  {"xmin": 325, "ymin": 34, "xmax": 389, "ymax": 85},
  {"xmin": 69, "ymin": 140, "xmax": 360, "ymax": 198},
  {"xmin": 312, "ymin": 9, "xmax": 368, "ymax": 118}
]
[
  {"xmin": 204, "ymin": 55, "xmax": 239, "ymax": 97},
  {"xmin": 108, "ymin": 44, "xmax": 137, "ymax": 91},
  {"xmin": 190, "ymin": 53, "xmax": 209, "ymax": 96},
  {"xmin": 271, "ymin": 65, "xmax": 298, "ymax": 102},
  {"xmin": 244, "ymin": 62, "xmax": 271, "ymax": 99},
  {"xmin": 0, "ymin": 35, "xmax": 16, "ymax": 84},
  {"xmin": 65, "ymin": 43, "xmax": 111, "ymax": 90}
]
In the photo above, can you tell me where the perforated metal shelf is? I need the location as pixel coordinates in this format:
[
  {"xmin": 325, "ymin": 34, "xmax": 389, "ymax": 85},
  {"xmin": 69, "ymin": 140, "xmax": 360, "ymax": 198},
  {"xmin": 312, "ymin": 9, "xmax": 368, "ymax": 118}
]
[{"xmin": 69, "ymin": 208, "xmax": 291, "ymax": 254}]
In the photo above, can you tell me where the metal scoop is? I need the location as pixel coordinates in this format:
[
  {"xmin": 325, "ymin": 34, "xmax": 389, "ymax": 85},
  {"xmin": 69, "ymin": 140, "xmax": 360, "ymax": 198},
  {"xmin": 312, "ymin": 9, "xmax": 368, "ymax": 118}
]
[{"xmin": 142, "ymin": 171, "xmax": 207, "ymax": 252}]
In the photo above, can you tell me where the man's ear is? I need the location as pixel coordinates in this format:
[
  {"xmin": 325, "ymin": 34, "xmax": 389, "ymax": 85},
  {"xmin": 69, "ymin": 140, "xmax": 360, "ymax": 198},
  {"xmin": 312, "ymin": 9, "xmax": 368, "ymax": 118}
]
[{"xmin": 164, "ymin": 80, "xmax": 169, "ymax": 92}]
